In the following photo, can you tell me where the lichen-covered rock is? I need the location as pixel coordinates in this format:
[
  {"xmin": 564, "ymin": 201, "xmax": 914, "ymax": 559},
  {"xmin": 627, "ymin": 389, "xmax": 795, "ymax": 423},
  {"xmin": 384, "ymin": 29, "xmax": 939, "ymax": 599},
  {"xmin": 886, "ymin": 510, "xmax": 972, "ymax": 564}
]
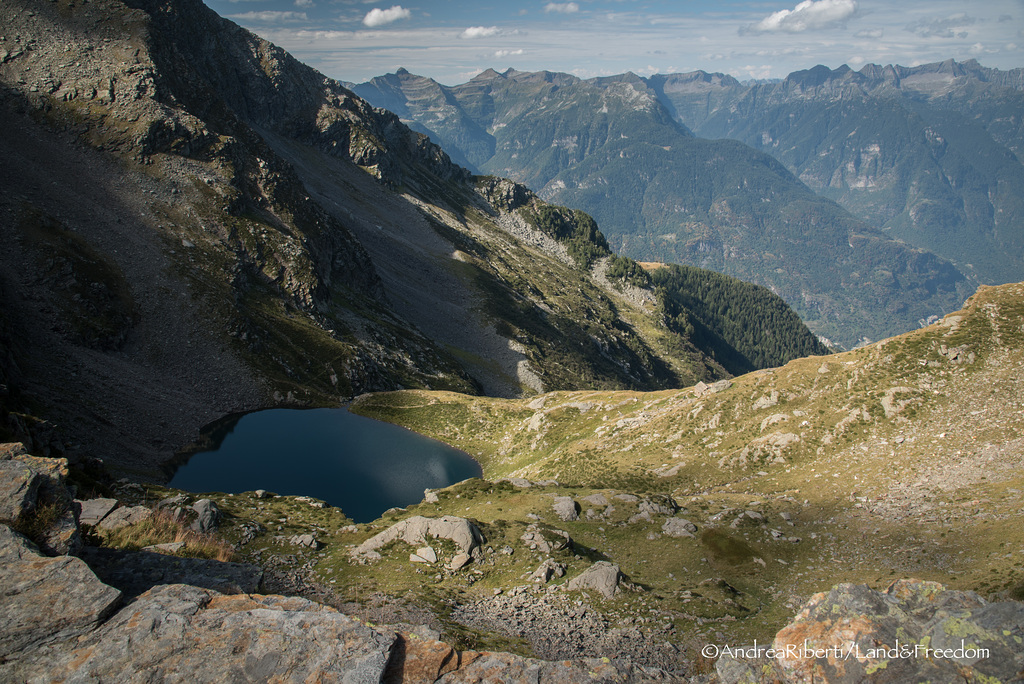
[
  {"xmin": 661, "ymin": 517, "xmax": 697, "ymax": 538},
  {"xmin": 97, "ymin": 505, "xmax": 152, "ymax": 531},
  {"xmin": 351, "ymin": 516, "xmax": 485, "ymax": 560},
  {"xmin": 0, "ymin": 449, "xmax": 81, "ymax": 555},
  {"xmin": 0, "ymin": 525, "xmax": 121, "ymax": 658},
  {"xmin": 567, "ymin": 561, "xmax": 623, "ymax": 600},
  {"xmin": 0, "ymin": 443, "xmax": 29, "ymax": 461},
  {"xmin": 717, "ymin": 579, "xmax": 1024, "ymax": 683},
  {"xmin": 383, "ymin": 632, "xmax": 465, "ymax": 682},
  {"xmin": 0, "ymin": 459, "xmax": 42, "ymax": 522},
  {"xmin": 2, "ymin": 584, "xmax": 395, "ymax": 682}
]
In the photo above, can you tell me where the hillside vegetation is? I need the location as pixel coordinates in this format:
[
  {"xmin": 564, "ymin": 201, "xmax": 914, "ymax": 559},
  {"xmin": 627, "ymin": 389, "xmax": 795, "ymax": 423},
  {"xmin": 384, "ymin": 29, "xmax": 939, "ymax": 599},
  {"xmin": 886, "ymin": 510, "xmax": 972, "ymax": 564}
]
[
  {"xmin": 334, "ymin": 281, "xmax": 1024, "ymax": 664},
  {"xmin": 111, "ymin": 280, "xmax": 1024, "ymax": 673}
]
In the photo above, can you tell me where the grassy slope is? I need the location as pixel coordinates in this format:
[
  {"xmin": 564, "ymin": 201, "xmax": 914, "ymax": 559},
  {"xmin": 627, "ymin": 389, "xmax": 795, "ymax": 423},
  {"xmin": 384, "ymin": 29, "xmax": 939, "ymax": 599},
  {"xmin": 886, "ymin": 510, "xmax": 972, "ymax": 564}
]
[
  {"xmin": 114, "ymin": 283, "xmax": 1024, "ymax": 670},
  {"xmin": 341, "ymin": 281, "xmax": 1024, "ymax": 648}
]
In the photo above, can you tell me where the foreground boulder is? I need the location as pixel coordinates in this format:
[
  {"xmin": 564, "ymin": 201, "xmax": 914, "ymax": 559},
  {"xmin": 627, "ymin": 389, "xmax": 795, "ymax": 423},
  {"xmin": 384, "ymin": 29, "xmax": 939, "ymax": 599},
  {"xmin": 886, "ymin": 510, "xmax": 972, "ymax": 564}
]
[
  {"xmin": 0, "ymin": 525, "xmax": 121, "ymax": 658},
  {"xmin": 717, "ymin": 579, "xmax": 1024, "ymax": 683},
  {"xmin": 567, "ymin": 561, "xmax": 623, "ymax": 600},
  {"xmin": 1, "ymin": 584, "xmax": 396, "ymax": 681}
]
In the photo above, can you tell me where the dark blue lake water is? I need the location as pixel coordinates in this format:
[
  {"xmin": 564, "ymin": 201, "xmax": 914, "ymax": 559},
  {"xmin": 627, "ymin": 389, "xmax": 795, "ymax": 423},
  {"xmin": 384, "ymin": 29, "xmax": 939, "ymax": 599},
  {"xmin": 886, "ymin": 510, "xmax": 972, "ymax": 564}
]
[{"xmin": 169, "ymin": 408, "xmax": 481, "ymax": 523}]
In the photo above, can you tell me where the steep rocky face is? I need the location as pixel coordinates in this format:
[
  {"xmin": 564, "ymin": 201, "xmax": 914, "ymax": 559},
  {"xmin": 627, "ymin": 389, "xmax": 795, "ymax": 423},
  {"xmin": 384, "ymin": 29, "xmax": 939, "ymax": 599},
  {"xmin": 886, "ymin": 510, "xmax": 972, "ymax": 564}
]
[
  {"xmin": 350, "ymin": 67, "xmax": 495, "ymax": 172},
  {"xmin": 655, "ymin": 59, "xmax": 1024, "ymax": 287},
  {"xmin": 354, "ymin": 67, "xmax": 975, "ymax": 349}
]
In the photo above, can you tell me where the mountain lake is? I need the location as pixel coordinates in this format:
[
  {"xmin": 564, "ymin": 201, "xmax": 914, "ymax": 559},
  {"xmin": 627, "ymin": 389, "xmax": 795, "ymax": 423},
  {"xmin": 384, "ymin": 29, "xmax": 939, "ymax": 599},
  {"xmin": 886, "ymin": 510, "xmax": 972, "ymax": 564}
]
[{"xmin": 169, "ymin": 407, "xmax": 482, "ymax": 523}]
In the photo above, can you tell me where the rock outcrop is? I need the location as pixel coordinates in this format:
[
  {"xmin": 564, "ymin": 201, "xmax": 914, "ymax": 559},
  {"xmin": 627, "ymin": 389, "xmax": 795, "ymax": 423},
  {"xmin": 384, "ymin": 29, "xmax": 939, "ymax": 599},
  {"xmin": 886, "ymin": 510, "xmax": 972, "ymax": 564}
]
[
  {"xmin": 0, "ymin": 445, "xmax": 80, "ymax": 555},
  {"xmin": 351, "ymin": 515, "xmax": 485, "ymax": 561},
  {"xmin": 716, "ymin": 579, "xmax": 1024, "ymax": 683},
  {"xmin": 661, "ymin": 517, "xmax": 697, "ymax": 538},
  {"xmin": 190, "ymin": 498, "xmax": 221, "ymax": 533},
  {"xmin": 2, "ymin": 584, "xmax": 396, "ymax": 681},
  {"xmin": 553, "ymin": 495, "xmax": 580, "ymax": 521}
]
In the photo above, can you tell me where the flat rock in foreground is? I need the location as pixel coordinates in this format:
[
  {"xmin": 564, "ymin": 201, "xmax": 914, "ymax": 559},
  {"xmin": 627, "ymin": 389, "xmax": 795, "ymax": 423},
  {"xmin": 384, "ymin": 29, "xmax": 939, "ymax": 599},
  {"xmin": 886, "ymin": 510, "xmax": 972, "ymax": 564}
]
[
  {"xmin": 0, "ymin": 525, "xmax": 121, "ymax": 659},
  {"xmin": 3, "ymin": 584, "xmax": 396, "ymax": 682}
]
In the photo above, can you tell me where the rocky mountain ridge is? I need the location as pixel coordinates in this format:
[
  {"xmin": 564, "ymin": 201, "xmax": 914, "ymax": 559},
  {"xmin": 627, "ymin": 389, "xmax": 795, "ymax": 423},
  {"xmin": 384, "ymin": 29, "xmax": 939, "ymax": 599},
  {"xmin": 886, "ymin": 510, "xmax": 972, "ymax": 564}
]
[
  {"xmin": 352, "ymin": 66, "xmax": 975, "ymax": 349},
  {"xmin": 651, "ymin": 58, "xmax": 1024, "ymax": 287}
]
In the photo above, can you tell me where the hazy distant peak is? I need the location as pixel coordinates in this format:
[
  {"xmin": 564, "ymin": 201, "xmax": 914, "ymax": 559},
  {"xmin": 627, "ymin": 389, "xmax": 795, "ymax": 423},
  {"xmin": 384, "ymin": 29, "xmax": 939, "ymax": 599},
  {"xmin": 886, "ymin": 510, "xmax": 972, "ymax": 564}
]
[{"xmin": 472, "ymin": 68, "xmax": 505, "ymax": 81}]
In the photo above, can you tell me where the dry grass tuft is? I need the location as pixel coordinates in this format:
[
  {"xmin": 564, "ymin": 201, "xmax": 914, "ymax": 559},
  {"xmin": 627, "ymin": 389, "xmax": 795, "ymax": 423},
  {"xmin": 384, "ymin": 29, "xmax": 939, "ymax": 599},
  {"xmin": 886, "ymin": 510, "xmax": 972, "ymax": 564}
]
[{"xmin": 98, "ymin": 507, "xmax": 235, "ymax": 562}]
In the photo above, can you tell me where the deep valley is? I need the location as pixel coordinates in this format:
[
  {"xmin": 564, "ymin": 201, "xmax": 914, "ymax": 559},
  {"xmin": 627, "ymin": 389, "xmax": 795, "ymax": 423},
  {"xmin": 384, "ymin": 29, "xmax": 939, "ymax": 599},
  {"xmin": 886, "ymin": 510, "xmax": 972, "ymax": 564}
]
[{"xmin": 1, "ymin": 0, "xmax": 1023, "ymax": 681}]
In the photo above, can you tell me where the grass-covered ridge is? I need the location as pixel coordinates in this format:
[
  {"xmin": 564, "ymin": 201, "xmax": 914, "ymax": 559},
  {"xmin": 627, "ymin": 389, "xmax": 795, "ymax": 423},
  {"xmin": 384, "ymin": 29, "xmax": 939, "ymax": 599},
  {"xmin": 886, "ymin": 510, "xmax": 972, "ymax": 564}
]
[{"xmin": 354, "ymin": 282, "xmax": 1022, "ymax": 485}]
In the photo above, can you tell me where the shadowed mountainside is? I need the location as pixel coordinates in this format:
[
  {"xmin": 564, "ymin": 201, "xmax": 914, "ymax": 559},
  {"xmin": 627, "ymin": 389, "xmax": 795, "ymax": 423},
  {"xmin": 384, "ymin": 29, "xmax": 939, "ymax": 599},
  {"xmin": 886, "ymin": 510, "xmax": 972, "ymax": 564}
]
[{"xmin": 0, "ymin": 0, "xmax": 824, "ymax": 476}]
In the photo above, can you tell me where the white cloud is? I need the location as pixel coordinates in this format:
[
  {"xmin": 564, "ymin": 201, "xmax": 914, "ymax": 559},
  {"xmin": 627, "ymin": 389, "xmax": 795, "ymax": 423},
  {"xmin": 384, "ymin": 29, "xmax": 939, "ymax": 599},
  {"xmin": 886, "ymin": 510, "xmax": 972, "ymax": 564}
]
[
  {"xmin": 741, "ymin": 64, "xmax": 775, "ymax": 79},
  {"xmin": 904, "ymin": 13, "xmax": 976, "ymax": 38},
  {"xmin": 746, "ymin": 0, "xmax": 858, "ymax": 34},
  {"xmin": 363, "ymin": 5, "xmax": 411, "ymax": 27},
  {"xmin": 229, "ymin": 10, "xmax": 308, "ymax": 22},
  {"xmin": 495, "ymin": 48, "xmax": 524, "ymax": 57},
  {"xmin": 544, "ymin": 2, "xmax": 579, "ymax": 14},
  {"xmin": 461, "ymin": 26, "xmax": 500, "ymax": 39},
  {"xmin": 294, "ymin": 0, "xmax": 314, "ymax": 7},
  {"xmin": 855, "ymin": 28, "xmax": 883, "ymax": 39}
]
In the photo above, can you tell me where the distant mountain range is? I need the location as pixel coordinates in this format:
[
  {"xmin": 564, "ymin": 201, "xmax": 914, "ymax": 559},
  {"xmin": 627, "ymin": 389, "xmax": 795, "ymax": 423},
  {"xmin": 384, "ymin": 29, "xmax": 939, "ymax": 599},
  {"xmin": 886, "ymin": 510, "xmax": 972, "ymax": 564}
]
[
  {"xmin": 650, "ymin": 59, "xmax": 1024, "ymax": 287},
  {"xmin": 351, "ymin": 62, "xmax": 1024, "ymax": 348}
]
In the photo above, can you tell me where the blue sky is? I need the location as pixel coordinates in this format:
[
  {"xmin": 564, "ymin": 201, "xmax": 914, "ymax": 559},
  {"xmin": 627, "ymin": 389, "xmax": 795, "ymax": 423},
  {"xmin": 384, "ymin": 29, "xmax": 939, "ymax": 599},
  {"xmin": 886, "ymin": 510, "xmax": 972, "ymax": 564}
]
[{"xmin": 204, "ymin": 0, "xmax": 1024, "ymax": 85}]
